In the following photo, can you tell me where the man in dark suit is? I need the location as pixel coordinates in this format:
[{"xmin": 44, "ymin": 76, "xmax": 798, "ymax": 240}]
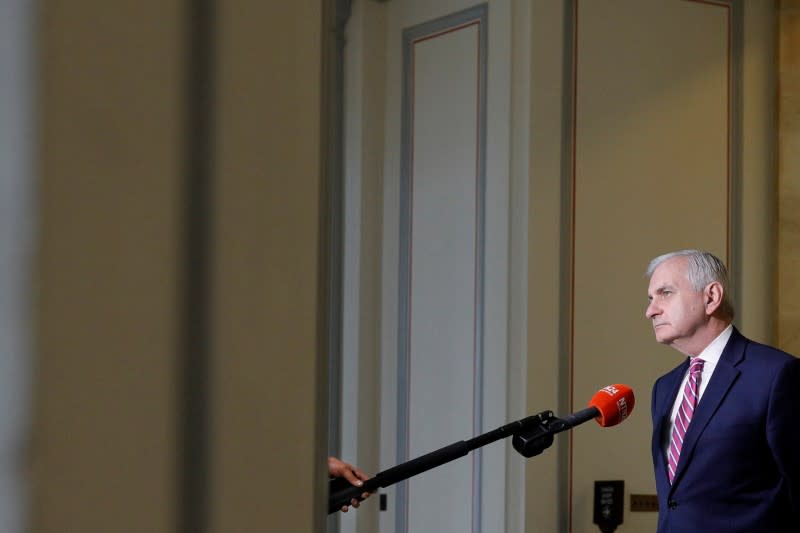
[{"xmin": 645, "ymin": 249, "xmax": 800, "ymax": 532}]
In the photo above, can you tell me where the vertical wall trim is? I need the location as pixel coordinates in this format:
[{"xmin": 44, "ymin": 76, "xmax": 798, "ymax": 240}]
[
  {"xmin": 474, "ymin": 7, "xmax": 489, "ymax": 533},
  {"xmin": 687, "ymin": 0, "xmax": 740, "ymax": 313},
  {"xmin": 506, "ymin": 1, "xmax": 531, "ymax": 531},
  {"xmin": 327, "ymin": 0, "xmax": 353, "ymax": 476},
  {"xmin": 326, "ymin": 1, "xmax": 352, "ymax": 532},
  {"xmin": 729, "ymin": 0, "xmax": 744, "ymax": 323},
  {"xmin": 562, "ymin": 3, "xmax": 576, "ymax": 532},
  {"xmin": 180, "ymin": 0, "xmax": 215, "ymax": 531},
  {"xmin": 0, "ymin": 0, "xmax": 35, "ymax": 530},
  {"xmin": 397, "ymin": 4, "xmax": 488, "ymax": 533}
]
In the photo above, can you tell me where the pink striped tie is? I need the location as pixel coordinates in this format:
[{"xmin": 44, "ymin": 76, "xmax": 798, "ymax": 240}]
[{"xmin": 668, "ymin": 357, "xmax": 705, "ymax": 484}]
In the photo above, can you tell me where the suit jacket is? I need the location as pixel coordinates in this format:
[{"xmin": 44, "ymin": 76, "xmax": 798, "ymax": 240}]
[{"xmin": 651, "ymin": 327, "xmax": 800, "ymax": 533}]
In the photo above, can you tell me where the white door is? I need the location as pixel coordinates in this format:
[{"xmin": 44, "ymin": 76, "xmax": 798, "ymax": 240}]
[{"xmin": 378, "ymin": 2, "xmax": 515, "ymax": 532}]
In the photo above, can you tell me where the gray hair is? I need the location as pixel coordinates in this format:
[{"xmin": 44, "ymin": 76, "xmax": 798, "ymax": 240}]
[{"xmin": 646, "ymin": 249, "xmax": 735, "ymax": 319}]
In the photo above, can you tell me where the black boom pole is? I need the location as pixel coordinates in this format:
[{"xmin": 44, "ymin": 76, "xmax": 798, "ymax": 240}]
[{"xmin": 328, "ymin": 409, "xmax": 571, "ymax": 514}]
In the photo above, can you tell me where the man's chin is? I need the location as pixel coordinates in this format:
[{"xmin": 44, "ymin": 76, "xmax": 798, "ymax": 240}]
[{"xmin": 653, "ymin": 330, "xmax": 674, "ymax": 344}]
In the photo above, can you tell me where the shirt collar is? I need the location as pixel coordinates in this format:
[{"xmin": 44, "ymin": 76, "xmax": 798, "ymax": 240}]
[{"xmin": 695, "ymin": 323, "xmax": 733, "ymax": 366}]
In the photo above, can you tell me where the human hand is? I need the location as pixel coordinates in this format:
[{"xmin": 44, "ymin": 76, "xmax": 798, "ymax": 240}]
[{"xmin": 328, "ymin": 456, "xmax": 371, "ymax": 512}]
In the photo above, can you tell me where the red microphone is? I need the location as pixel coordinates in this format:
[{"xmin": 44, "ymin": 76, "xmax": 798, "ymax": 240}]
[
  {"xmin": 588, "ymin": 384, "xmax": 635, "ymax": 427},
  {"xmin": 554, "ymin": 384, "xmax": 636, "ymax": 431}
]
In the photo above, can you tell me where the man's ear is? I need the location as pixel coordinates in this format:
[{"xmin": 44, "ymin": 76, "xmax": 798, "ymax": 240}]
[{"xmin": 704, "ymin": 281, "xmax": 724, "ymax": 315}]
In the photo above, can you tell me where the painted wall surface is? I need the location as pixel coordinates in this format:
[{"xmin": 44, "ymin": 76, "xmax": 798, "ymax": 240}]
[
  {"xmin": 34, "ymin": 1, "xmax": 184, "ymax": 531},
  {"xmin": 34, "ymin": 1, "xmax": 330, "ymax": 532},
  {"xmin": 571, "ymin": 2, "xmax": 729, "ymax": 531},
  {"xmin": 342, "ymin": 1, "xmax": 778, "ymax": 533},
  {"xmin": 210, "ymin": 2, "xmax": 329, "ymax": 532},
  {"xmin": 30, "ymin": 0, "xmax": 784, "ymax": 532}
]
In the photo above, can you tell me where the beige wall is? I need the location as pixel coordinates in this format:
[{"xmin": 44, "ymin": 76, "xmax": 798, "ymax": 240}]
[
  {"xmin": 34, "ymin": 1, "xmax": 329, "ymax": 532},
  {"xmin": 570, "ymin": 2, "xmax": 731, "ymax": 531},
  {"xmin": 33, "ymin": 1, "xmax": 184, "ymax": 530},
  {"xmin": 210, "ymin": 1, "xmax": 329, "ymax": 532},
  {"xmin": 525, "ymin": 2, "xmax": 570, "ymax": 531}
]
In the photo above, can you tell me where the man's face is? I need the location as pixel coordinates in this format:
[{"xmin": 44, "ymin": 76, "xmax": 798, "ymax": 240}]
[{"xmin": 645, "ymin": 256, "xmax": 708, "ymax": 351}]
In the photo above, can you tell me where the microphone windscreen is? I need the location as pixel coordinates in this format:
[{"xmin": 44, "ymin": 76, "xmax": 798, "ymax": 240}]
[{"xmin": 588, "ymin": 384, "xmax": 635, "ymax": 427}]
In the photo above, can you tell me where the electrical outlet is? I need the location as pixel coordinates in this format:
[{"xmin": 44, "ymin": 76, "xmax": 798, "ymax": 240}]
[{"xmin": 630, "ymin": 494, "xmax": 659, "ymax": 512}]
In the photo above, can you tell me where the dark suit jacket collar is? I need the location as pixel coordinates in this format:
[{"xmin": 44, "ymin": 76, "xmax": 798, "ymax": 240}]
[{"xmin": 667, "ymin": 325, "xmax": 745, "ymax": 491}]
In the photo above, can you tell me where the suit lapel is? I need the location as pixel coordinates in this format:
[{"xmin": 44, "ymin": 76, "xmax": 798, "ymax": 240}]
[
  {"xmin": 654, "ymin": 361, "xmax": 689, "ymax": 484},
  {"xmin": 671, "ymin": 328, "xmax": 746, "ymax": 486}
]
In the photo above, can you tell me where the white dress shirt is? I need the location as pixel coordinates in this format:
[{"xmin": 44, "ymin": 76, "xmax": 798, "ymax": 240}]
[{"xmin": 663, "ymin": 324, "xmax": 733, "ymax": 459}]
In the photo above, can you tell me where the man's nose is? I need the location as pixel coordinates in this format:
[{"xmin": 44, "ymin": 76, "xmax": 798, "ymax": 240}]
[{"xmin": 645, "ymin": 301, "xmax": 659, "ymax": 319}]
